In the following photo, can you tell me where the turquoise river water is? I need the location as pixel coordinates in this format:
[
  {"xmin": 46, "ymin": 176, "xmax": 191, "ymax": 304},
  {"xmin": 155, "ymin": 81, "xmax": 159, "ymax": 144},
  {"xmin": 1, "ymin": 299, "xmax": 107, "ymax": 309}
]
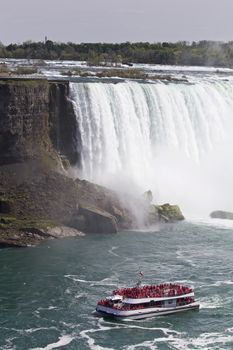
[{"xmin": 0, "ymin": 220, "xmax": 233, "ymax": 350}]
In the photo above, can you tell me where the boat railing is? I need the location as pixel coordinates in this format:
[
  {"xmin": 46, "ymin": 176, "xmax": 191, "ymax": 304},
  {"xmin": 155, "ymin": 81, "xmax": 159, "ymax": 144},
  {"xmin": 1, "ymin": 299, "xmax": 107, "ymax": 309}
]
[{"xmin": 98, "ymin": 296, "xmax": 195, "ymax": 310}]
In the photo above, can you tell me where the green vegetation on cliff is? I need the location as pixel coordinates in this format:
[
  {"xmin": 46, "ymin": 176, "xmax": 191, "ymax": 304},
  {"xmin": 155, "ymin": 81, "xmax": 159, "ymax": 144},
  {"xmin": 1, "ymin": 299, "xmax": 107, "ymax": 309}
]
[
  {"xmin": 0, "ymin": 78, "xmax": 185, "ymax": 247},
  {"xmin": 1, "ymin": 40, "xmax": 233, "ymax": 67}
]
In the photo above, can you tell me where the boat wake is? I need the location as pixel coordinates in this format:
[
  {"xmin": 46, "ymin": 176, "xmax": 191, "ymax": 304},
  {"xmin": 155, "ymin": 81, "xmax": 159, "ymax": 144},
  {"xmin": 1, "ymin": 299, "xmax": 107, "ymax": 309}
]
[
  {"xmin": 80, "ymin": 319, "xmax": 233, "ymax": 350},
  {"xmin": 176, "ymin": 250, "xmax": 197, "ymax": 268},
  {"xmin": 80, "ymin": 318, "xmax": 183, "ymax": 350},
  {"xmin": 108, "ymin": 246, "xmax": 120, "ymax": 257},
  {"xmin": 64, "ymin": 275, "xmax": 118, "ymax": 287},
  {"xmin": 200, "ymin": 294, "xmax": 232, "ymax": 310}
]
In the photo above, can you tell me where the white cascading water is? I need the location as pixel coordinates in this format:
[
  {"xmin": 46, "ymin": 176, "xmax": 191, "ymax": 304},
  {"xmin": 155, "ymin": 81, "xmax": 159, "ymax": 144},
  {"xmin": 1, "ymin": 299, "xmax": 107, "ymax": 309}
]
[{"xmin": 69, "ymin": 77, "xmax": 233, "ymax": 218}]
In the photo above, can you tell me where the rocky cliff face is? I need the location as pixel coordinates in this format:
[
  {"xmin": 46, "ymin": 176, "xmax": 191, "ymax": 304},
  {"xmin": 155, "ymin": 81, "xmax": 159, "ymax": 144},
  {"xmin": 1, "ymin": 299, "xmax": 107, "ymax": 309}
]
[
  {"xmin": 0, "ymin": 78, "xmax": 133, "ymax": 246},
  {"xmin": 0, "ymin": 79, "xmax": 81, "ymax": 167},
  {"xmin": 0, "ymin": 78, "xmax": 184, "ymax": 247},
  {"xmin": 49, "ymin": 82, "xmax": 81, "ymax": 167},
  {"xmin": 0, "ymin": 80, "xmax": 53, "ymax": 164}
]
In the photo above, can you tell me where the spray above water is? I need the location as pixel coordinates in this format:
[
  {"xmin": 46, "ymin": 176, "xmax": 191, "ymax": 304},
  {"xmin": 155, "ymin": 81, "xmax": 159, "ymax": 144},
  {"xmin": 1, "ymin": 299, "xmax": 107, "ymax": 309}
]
[{"xmin": 70, "ymin": 77, "xmax": 233, "ymax": 218}]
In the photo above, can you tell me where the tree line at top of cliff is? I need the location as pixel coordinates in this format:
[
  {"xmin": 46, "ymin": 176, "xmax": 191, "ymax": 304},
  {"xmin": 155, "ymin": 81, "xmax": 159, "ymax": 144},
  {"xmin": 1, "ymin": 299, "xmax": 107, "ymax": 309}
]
[{"xmin": 1, "ymin": 40, "xmax": 233, "ymax": 67}]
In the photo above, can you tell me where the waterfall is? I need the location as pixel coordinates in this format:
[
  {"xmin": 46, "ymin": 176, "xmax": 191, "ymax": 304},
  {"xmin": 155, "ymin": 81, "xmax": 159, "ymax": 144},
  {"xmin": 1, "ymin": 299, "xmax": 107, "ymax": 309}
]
[{"xmin": 69, "ymin": 78, "xmax": 233, "ymax": 217}]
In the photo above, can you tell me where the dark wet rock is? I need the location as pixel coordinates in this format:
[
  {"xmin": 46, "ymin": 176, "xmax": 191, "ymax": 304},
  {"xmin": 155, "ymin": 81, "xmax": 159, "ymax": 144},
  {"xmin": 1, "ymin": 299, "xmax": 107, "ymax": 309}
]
[
  {"xmin": 74, "ymin": 179, "xmax": 132, "ymax": 230},
  {"xmin": 143, "ymin": 190, "xmax": 153, "ymax": 203},
  {"xmin": 0, "ymin": 229, "xmax": 47, "ymax": 248},
  {"xmin": 0, "ymin": 161, "xmax": 132, "ymax": 247},
  {"xmin": 147, "ymin": 202, "xmax": 185, "ymax": 224},
  {"xmin": 0, "ymin": 79, "xmax": 80, "ymax": 168},
  {"xmin": 210, "ymin": 210, "xmax": 233, "ymax": 220},
  {"xmin": 122, "ymin": 61, "xmax": 133, "ymax": 67},
  {"xmin": 0, "ymin": 80, "xmax": 52, "ymax": 165},
  {"xmin": 157, "ymin": 203, "xmax": 185, "ymax": 222},
  {"xmin": 49, "ymin": 82, "xmax": 81, "ymax": 166},
  {"xmin": 70, "ymin": 205, "xmax": 118, "ymax": 233},
  {"xmin": 0, "ymin": 197, "xmax": 12, "ymax": 214},
  {"xmin": 0, "ymin": 222, "xmax": 84, "ymax": 248},
  {"xmin": 142, "ymin": 190, "xmax": 185, "ymax": 225},
  {"xmin": 46, "ymin": 226, "xmax": 84, "ymax": 238}
]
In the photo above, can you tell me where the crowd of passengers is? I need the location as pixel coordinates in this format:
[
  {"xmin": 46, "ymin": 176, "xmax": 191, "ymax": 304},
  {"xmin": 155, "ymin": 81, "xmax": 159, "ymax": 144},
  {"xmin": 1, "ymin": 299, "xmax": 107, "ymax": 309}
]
[
  {"xmin": 98, "ymin": 297, "xmax": 195, "ymax": 310},
  {"xmin": 112, "ymin": 283, "xmax": 193, "ymax": 299}
]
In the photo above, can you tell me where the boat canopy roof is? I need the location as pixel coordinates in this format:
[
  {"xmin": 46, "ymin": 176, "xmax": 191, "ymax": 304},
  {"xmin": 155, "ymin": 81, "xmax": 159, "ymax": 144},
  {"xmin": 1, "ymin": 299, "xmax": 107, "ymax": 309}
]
[
  {"xmin": 112, "ymin": 283, "xmax": 194, "ymax": 303},
  {"xmin": 123, "ymin": 291, "xmax": 194, "ymax": 304}
]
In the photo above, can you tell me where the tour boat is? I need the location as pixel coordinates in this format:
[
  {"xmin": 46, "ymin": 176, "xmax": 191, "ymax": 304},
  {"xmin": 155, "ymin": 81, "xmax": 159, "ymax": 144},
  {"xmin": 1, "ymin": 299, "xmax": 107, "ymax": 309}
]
[{"xmin": 96, "ymin": 283, "xmax": 199, "ymax": 320}]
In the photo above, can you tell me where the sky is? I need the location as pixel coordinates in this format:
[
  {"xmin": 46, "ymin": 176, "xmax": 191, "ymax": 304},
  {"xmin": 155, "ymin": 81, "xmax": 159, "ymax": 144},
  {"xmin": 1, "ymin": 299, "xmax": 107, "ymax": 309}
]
[{"xmin": 1, "ymin": 0, "xmax": 233, "ymax": 44}]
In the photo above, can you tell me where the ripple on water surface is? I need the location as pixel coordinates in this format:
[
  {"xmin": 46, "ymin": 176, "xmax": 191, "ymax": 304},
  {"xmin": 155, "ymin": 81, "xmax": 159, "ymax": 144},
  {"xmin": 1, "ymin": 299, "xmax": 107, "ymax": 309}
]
[{"xmin": 0, "ymin": 221, "xmax": 233, "ymax": 349}]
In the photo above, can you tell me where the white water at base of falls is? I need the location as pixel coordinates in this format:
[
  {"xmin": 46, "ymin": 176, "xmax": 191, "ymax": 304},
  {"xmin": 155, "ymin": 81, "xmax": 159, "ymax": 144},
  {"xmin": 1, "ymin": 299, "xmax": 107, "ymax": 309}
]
[{"xmin": 69, "ymin": 78, "xmax": 233, "ymax": 217}]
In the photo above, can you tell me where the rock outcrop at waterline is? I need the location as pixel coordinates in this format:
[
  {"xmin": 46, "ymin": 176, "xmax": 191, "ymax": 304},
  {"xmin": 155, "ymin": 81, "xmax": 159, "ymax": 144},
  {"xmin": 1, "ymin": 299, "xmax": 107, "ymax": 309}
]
[
  {"xmin": 143, "ymin": 190, "xmax": 185, "ymax": 224},
  {"xmin": 148, "ymin": 203, "xmax": 184, "ymax": 223},
  {"xmin": 0, "ymin": 78, "xmax": 132, "ymax": 246},
  {"xmin": 70, "ymin": 205, "xmax": 118, "ymax": 234},
  {"xmin": 0, "ymin": 162, "xmax": 132, "ymax": 247},
  {"xmin": 210, "ymin": 210, "xmax": 233, "ymax": 220}
]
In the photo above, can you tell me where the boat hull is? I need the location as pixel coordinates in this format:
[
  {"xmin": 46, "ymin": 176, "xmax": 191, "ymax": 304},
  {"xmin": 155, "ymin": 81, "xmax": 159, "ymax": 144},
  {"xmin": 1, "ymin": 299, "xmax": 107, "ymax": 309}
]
[{"xmin": 96, "ymin": 302, "xmax": 200, "ymax": 320}]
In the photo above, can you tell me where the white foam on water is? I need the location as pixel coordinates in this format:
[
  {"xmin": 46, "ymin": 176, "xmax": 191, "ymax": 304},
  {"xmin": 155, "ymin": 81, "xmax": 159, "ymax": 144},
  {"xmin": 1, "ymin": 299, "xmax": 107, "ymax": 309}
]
[
  {"xmin": 126, "ymin": 339, "xmax": 159, "ymax": 350},
  {"xmin": 102, "ymin": 320, "xmax": 185, "ymax": 350},
  {"xmin": 75, "ymin": 292, "xmax": 88, "ymax": 300},
  {"xmin": 80, "ymin": 319, "xmax": 183, "ymax": 350},
  {"xmin": 124, "ymin": 327, "xmax": 233, "ymax": 350},
  {"xmin": 30, "ymin": 335, "xmax": 74, "ymax": 350},
  {"xmin": 200, "ymin": 295, "xmax": 227, "ymax": 309},
  {"xmin": 59, "ymin": 321, "xmax": 80, "ymax": 330},
  {"xmin": 48, "ymin": 306, "xmax": 57, "ymax": 310},
  {"xmin": 80, "ymin": 327, "xmax": 115, "ymax": 350},
  {"xmin": 99, "ymin": 318, "xmax": 182, "ymax": 335},
  {"xmin": 64, "ymin": 275, "xmax": 118, "ymax": 287},
  {"xmin": 169, "ymin": 329, "xmax": 233, "ymax": 350},
  {"xmin": 188, "ymin": 217, "xmax": 233, "ymax": 230},
  {"xmin": 200, "ymin": 280, "xmax": 233, "ymax": 289},
  {"xmin": 108, "ymin": 246, "xmax": 120, "ymax": 257},
  {"xmin": 80, "ymin": 333, "xmax": 114, "ymax": 350},
  {"xmin": 125, "ymin": 334, "xmax": 188, "ymax": 350},
  {"xmin": 176, "ymin": 250, "xmax": 197, "ymax": 267},
  {"xmin": 227, "ymin": 327, "xmax": 233, "ymax": 333},
  {"xmin": 2, "ymin": 336, "xmax": 17, "ymax": 350},
  {"xmin": 36, "ymin": 306, "xmax": 58, "ymax": 312},
  {"xmin": 136, "ymin": 63, "xmax": 233, "ymax": 74},
  {"xmin": 176, "ymin": 279, "xmax": 197, "ymax": 286},
  {"xmin": 127, "ymin": 225, "xmax": 161, "ymax": 233},
  {"xmin": 90, "ymin": 319, "xmax": 233, "ymax": 349},
  {"xmin": 24, "ymin": 327, "xmax": 58, "ymax": 334}
]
